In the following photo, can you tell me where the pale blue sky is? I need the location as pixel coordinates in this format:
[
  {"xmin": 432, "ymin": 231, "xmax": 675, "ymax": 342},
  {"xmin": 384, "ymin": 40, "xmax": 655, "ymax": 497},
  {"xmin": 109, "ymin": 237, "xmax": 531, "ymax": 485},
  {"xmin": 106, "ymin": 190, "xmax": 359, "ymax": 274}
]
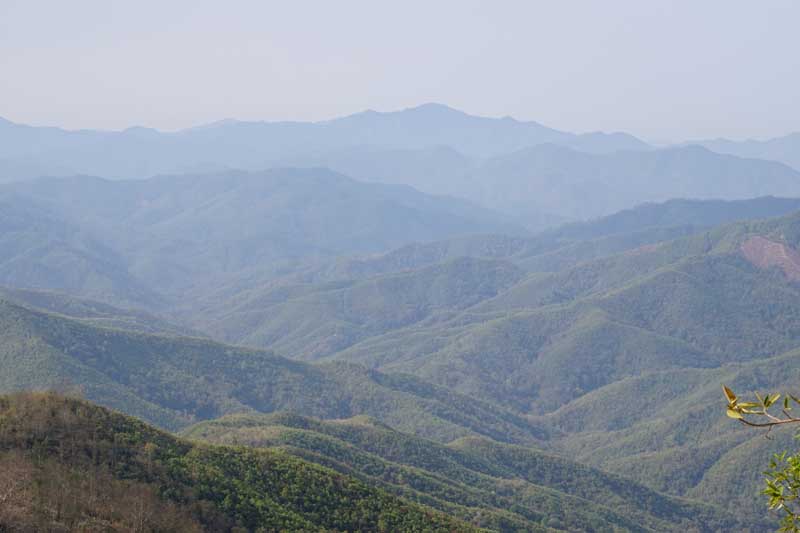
[{"xmin": 1, "ymin": 1, "xmax": 798, "ymax": 140}]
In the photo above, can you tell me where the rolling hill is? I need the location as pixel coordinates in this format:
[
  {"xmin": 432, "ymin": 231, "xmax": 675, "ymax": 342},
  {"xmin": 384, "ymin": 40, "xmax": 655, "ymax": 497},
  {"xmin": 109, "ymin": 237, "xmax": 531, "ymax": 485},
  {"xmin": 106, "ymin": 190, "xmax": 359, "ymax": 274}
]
[
  {"xmin": 0, "ymin": 286, "xmax": 195, "ymax": 336},
  {"xmin": 195, "ymin": 256, "xmax": 526, "ymax": 360},
  {"xmin": 182, "ymin": 411, "xmax": 757, "ymax": 532},
  {"xmin": 327, "ymin": 211, "xmax": 800, "ymax": 414},
  {"xmin": 0, "ymin": 296, "xmax": 545, "ymax": 444},
  {"xmin": 191, "ymin": 197, "xmax": 800, "ymax": 365},
  {"xmin": 0, "ymin": 168, "xmax": 524, "ymax": 303},
  {"xmin": 541, "ymin": 347, "xmax": 800, "ymax": 521}
]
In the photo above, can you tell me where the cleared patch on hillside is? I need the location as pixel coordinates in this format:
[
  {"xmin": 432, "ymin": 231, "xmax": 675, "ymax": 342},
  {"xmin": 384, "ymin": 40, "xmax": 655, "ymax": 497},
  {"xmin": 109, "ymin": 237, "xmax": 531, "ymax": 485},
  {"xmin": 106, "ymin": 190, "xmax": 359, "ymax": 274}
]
[{"xmin": 741, "ymin": 235, "xmax": 800, "ymax": 281}]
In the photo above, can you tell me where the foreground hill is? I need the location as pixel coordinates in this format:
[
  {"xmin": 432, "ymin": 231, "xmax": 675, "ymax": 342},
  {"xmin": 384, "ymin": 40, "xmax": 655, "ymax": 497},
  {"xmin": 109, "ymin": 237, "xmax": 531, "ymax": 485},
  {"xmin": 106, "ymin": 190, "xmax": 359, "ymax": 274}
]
[
  {"xmin": 0, "ymin": 393, "xmax": 475, "ymax": 532},
  {"xmin": 184, "ymin": 412, "xmax": 759, "ymax": 532},
  {"xmin": 0, "ymin": 297, "xmax": 544, "ymax": 444}
]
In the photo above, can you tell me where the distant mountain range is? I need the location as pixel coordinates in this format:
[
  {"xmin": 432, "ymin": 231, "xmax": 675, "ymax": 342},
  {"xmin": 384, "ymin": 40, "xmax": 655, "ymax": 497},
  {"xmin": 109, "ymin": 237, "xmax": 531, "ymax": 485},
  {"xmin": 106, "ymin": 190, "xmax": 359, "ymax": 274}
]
[
  {"xmin": 3, "ymin": 105, "xmax": 800, "ymax": 229},
  {"xmin": 277, "ymin": 141, "xmax": 800, "ymax": 225},
  {"xmin": 0, "ymin": 104, "xmax": 650, "ymax": 182},
  {"xmin": 693, "ymin": 132, "xmax": 800, "ymax": 171}
]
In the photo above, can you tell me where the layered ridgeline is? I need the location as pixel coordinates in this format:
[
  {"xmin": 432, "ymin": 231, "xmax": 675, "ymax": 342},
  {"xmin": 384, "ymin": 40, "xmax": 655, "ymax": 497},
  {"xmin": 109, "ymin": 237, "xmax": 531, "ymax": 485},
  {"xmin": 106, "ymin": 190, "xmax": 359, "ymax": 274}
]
[
  {"xmin": 194, "ymin": 196, "xmax": 800, "ymax": 361},
  {"xmin": 296, "ymin": 143, "xmax": 800, "ymax": 225},
  {"xmin": 0, "ymin": 286, "xmax": 197, "ymax": 336},
  {"xmin": 182, "ymin": 412, "xmax": 757, "ymax": 532},
  {"xmin": 0, "ymin": 293, "xmax": 545, "ymax": 444},
  {"xmin": 0, "ymin": 393, "xmax": 475, "ymax": 532},
  {"xmin": 324, "ymin": 210, "xmax": 800, "ymax": 410},
  {"xmin": 0, "ymin": 168, "xmax": 523, "ymax": 304},
  {"xmin": 3, "ymin": 107, "xmax": 800, "ymax": 229},
  {"xmin": 694, "ymin": 132, "xmax": 800, "ymax": 171},
  {"xmin": 0, "ymin": 104, "xmax": 647, "ymax": 181}
]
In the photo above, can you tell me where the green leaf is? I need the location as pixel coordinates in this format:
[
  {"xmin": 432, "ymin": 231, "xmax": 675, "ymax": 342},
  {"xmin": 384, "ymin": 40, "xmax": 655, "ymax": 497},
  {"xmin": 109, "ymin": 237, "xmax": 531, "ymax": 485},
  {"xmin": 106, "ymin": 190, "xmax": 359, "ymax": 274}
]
[
  {"xmin": 767, "ymin": 394, "xmax": 781, "ymax": 408},
  {"xmin": 723, "ymin": 385, "xmax": 737, "ymax": 404},
  {"xmin": 726, "ymin": 408, "xmax": 744, "ymax": 419}
]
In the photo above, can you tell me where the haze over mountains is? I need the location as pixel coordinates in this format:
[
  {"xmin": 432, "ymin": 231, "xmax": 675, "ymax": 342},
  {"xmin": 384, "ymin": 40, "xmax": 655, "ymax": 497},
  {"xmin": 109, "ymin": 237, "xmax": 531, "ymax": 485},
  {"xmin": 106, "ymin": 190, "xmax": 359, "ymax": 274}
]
[
  {"xmin": 693, "ymin": 133, "xmax": 800, "ymax": 172},
  {"xmin": 0, "ymin": 104, "xmax": 647, "ymax": 181},
  {"xmin": 4, "ymin": 104, "xmax": 800, "ymax": 531},
  {"xmin": 4, "ymin": 104, "xmax": 800, "ymax": 232}
]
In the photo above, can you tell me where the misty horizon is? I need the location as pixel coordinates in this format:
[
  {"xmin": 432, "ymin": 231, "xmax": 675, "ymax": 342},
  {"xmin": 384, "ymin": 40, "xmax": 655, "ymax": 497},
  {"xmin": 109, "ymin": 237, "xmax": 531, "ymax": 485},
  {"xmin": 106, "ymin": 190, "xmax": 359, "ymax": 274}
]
[
  {"xmin": 3, "ymin": 1, "xmax": 799, "ymax": 141},
  {"xmin": 1, "ymin": 101, "xmax": 798, "ymax": 146}
]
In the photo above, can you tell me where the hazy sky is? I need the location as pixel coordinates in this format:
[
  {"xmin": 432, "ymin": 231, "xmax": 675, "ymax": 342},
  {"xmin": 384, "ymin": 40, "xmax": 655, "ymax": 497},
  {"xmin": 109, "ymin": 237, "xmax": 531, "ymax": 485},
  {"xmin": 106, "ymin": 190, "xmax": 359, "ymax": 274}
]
[{"xmin": 1, "ymin": 1, "xmax": 798, "ymax": 141}]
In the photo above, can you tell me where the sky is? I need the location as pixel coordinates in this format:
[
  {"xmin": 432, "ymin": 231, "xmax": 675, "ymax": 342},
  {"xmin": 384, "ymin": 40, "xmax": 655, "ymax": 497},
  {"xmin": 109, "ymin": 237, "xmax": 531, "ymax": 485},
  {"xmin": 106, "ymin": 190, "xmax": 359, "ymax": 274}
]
[{"xmin": 1, "ymin": 1, "xmax": 798, "ymax": 141}]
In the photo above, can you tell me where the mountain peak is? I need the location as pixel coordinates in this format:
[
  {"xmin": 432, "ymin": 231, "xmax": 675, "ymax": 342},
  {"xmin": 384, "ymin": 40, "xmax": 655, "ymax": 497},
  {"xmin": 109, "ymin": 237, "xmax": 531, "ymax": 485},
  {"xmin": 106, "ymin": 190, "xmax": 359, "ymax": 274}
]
[{"xmin": 404, "ymin": 102, "xmax": 462, "ymax": 114}]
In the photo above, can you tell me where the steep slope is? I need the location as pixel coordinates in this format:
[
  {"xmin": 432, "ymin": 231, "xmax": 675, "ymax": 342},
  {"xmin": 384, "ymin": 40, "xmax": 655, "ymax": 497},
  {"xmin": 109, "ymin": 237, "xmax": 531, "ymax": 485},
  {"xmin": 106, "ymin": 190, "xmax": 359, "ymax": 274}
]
[
  {"xmin": 0, "ymin": 298, "xmax": 545, "ymax": 444},
  {"xmin": 183, "ymin": 412, "xmax": 756, "ymax": 532},
  {"xmin": 0, "ymin": 393, "xmax": 476, "ymax": 532}
]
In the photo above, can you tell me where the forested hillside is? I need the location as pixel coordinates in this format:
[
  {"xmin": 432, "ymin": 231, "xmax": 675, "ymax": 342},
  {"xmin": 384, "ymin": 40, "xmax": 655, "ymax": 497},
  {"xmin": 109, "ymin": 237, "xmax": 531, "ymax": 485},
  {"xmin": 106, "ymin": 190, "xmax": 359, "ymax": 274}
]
[
  {"xmin": 0, "ymin": 393, "xmax": 475, "ymax": 532},
  {"xmin": 183, "ymin": 412, "xmax": 757, "ymax": 532},
  {"xmin": 4, "ymin": 194, "xmax": 800, "ymax": 529},
  {"xmin": 0, "ymin": 297, "xmax": 545, "ymax": 444},
  {"xmin": 0, "ymin": 169, "xmax": 523, "ymax": 303}
]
